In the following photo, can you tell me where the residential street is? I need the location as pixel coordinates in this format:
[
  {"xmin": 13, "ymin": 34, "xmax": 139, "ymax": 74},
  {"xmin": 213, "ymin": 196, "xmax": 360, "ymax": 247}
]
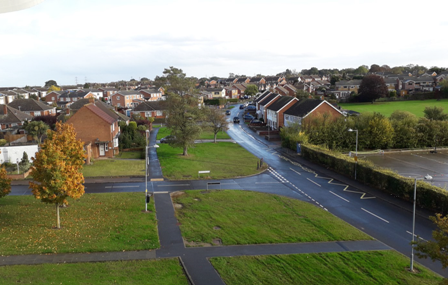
[{"xmin": 8, "ymin": 105, "xmax": 448, "ymax": 279}]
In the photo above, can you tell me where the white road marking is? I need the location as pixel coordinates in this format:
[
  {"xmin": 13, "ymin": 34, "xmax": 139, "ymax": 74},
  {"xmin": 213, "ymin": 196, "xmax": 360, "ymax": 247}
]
[
  {"xmin": 361, "ymin": 208, "xmax": 389, "ymax": 223},
  {"xmin": 406, "ymin": 231, "xmax": 427, "ymax": 241},
  {"xmin": 290, "ymin": 168, "xmax": 301, "ymax": 175},
  {"xmin": 307, "ymin": 178, "xmax": 321, "ymax": 187},
  {"xmin": 157, "ymin": 184, "xmax": 190, "ymax": 187},
  {"xmin": 154, "ymin": 191, "xmax": 169, "ymax": 194},
  {"xmin": 255, "ymin": 182, "xmax": 283, "ymax": 184},
  {"xmin": 105, "ymin": 185, "xmax": 139, "ymax": 188},
  {"xmin": 329, "ymin": 191, "xmax": 350, "ymax": 203}
]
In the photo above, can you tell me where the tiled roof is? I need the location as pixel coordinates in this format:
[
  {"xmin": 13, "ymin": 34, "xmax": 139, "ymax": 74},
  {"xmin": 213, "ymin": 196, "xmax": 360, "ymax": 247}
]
[
  {"xmin": 8, "ymin": 99, "xmax": 53, "ymax": 111},
  {"xmin": 266, "ymin": 96, "xmax": 297, "ymax": 112},
  {"xmin": 84, "ymin": 104, "xmax": 116, "ymax": 124},
  {"xmin": 133, "ymin": 101, "xmax": 166, "ymax": 112},
  {"xmin": 69, "ymin": 99, "xmax": 129, "ymax": 121},
  {"xmin": 284, "ymin": 99, "xmax": 323, "ymax": 117},
  {"xmin": 258, "ymin": 93, "xmax": 279, "ymax": 106},
  {"xmin": 0, "ymin": 105, "xmax": 32, "ymax": 124},
  {"xmin": 255, "ymin": 91, "xmax": 271, "ymax": 103}
]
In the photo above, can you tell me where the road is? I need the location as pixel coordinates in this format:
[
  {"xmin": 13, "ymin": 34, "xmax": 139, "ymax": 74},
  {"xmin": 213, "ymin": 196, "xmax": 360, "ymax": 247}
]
[{"xmin": 10, "ymin": 105, "xmax": 448, "ymax": 277}]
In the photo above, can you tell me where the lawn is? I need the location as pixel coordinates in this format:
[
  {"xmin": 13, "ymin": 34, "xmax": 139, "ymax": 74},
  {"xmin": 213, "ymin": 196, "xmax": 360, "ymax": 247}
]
[
  {"xmin": 156, "ymin": 127, "xmax": 230, "ymax": 140},
  {"xmin": 339, "ymin": 99, "xmax": 448, "ymax": 117},
  {"xmin": 0, "ymin": 193, "xmax": 159, "ymax": 255},
  {"xmin": 211, "ymin": 251, "xmax": 442, "ymax": 285},
  {"xmin": 82, "ymin": 159, "xmax": 145, "ymax": 177},
  {"xmin": 173, "ymin": 190, "xmax": 371, "ymax": 246},
  {"xmin": 116, "ymin": 151, "xmax": 143, "ymax": 159},
  {"xmin": 0, "ymin": 259, "xmax": 188, "ymax": 285},
  {"xmin": 157, "ymin": 142, "xmax": 265, "ymax": 180}
]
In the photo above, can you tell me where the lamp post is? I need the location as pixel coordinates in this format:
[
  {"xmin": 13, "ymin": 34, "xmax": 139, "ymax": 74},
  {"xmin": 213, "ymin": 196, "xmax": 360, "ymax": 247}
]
[
  {"xmin": 348, "ymin": 128, "xmax": 358, "ymax": 180},
  {"xmin": 410, "ymin": 175, "xmax": 432, "ymax": 272}
]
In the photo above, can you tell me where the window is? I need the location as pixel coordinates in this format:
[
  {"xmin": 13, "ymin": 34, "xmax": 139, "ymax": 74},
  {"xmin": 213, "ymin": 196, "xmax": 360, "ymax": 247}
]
[
  {"xmin": 145, "ymin": 111, "xmax": 152, "ymax": 117},
  {"xmin": 126, "ymin": 96, "xmax": 129, "ymax": 100},
  {"xmin": 156, "ymin": 111, "xmax": 162, "ymax": 116},
  {"xmin": 34, "ymin": 111, "xmax": 41, "ymax": 116},
  {"xmin": 105, "ymin": 143, "xmax": 109, "ymax": 152}
]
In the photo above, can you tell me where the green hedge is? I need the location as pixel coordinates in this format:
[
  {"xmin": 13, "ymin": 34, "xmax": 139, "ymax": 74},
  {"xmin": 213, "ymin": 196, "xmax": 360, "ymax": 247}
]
[{"xmin": 301, "ymin": 144, "xmax": 448, "ymax": 214}]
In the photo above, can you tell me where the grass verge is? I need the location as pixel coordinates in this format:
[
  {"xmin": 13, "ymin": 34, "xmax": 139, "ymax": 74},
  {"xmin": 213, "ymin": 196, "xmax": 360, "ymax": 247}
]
[
  {"xmin": 0, "ymin": 259, "xmax": 188, "ymax": 285},
  {"xmin": 173, "ymin": 190, "xmax": 371, "ymax": 246},
  {"xmin": 211, "ymin": 251, "xmax": 442, "ymax": 285},
  {"xmin": 339, "ymin": 99, "xmax": 448, "ymax": 118},
  {"xmin": 158, "ymin": 142, "xmax": 265, "ymax": 180},
  {"xmin": 156, "ymin": 127, "xmax": 230, "ymax": 140},
  {"xmin": 0, "ymin": 193, "xmax": 159, "ymax": 255},
  {"xmin": 116, "ymin": 151, "xmax": 143, "ymax": 159},
  {"xmin": 82, "ymin": 159, "xmax": 145, "ymax": 177}
]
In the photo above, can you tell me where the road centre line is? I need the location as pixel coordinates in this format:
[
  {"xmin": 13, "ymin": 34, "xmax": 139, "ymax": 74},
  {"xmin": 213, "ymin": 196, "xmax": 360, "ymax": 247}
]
[
  {"xmin": 105, "ymin": 185, "xmax": 140, "ymax": 188},
  {"xmin": 361, "ymin": 208, "xmax": 390, "ymax": 223},
  {"xmin": 255, "ymin": 182, "xmax": 283, "ymax": 184},
  {"xmin": 306, "ymin": 178, "xmax": 321, "ymax": 187},
  {"xmin": 290, "ymin": 168, "xmax": 301, "ymax": 175},
  {"xmin": 329, "ymin": 191, "xmax": 350, "ymax": 202},
  {"xmin": 406, "ymin": 231, "xmax": 427, "ymax": 241},
  {"xmin": 157, "ymin": 184, "xmax": 190, "ymax": 187}
]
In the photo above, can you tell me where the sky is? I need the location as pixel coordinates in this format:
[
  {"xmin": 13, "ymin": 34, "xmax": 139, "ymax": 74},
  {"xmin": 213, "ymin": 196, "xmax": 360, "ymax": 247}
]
[{"xmin": 1, "ymin": 0, "xmax": 447, "ymax": 87}]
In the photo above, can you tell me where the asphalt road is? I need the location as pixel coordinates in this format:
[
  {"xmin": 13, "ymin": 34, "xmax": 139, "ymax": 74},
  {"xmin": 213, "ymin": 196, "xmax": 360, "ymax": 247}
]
[{"xmin": 9, "ymin": 105, "xmax": 448, "ymax": 277}]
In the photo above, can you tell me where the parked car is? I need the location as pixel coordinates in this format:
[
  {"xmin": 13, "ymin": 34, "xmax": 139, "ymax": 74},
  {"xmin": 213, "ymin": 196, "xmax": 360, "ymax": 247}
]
[
  {"xmin": 243, "ymin": 114, "xmax": 255, "ymax": 120},
  {"xmin": 160, "ymin": 135, "xmax": 175, "ymax": 143},
  {"xmin": 246, "ymin": 105, "xmax": 256, "ymax": 111},
  {"xmin": 250, "ymin": 119, "xmax": 264, "ymax": 126},
  {"xmin": 233, "ymin": 117, "xmax": 240, "ymax": 123},
  {"xmin": 239, "ymin": 104, "xmax": 245, "ymax": 109},
  {"xmin": 225, "ymin": 110, "xmax": 231, "ymax": 115}
]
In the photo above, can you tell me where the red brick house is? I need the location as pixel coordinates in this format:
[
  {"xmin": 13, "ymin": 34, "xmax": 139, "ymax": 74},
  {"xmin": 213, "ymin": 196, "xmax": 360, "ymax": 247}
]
[
  {"xmin": 265, "ymin": 96, "xmax": 298, "ymax": 129},
  {"xmin": 283, "ymin": 99, "xmax": 343, "ymax": 127},
  {"xmin": 8, "ymin": 99, "xmax": 56, "ymax": 117},
  {"xmin": 66, "ymin": 103, "xmax": 120, "ymax": 159},
  {"xmin": 0, "ymin": 105, "xmax": 32, "ymax": 130},
  {"xmin": 43, "ymin": 91, "xmax": 63, "ymax": 105},
  {"xmin": 131, "ymin": 101, "xmax": 166, "ymax": 119},
  {"xmin": 110, "ymin": 91, "xmax": 143, "ymax": 108},
  {"xmin": 140, "ymin": 88, "xmax": 163, "ymax": 101}
]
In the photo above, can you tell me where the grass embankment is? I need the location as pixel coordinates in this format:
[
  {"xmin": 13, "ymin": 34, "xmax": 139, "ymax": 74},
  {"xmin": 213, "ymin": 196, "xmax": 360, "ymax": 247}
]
[
  {"xmin": 158, "ymin": 143, "xmax": 265, "ymax": 180},
  {"xmin": 211, "ymin": 251, "xmax": 442, "ymax": 285},
  {"xmin": 82, "ymin": 159, "xmax": 145, "ymax": 177},
  {"xmin": 339, "ymin": 99, "xmax": 448, "ymax": 117},
  {"xmin": 0, "ymin": 259, "xmax": 189, "ymax": 285},
  {"xmin": 0, "ymin": 193, "xmax": 158, "ymax": 255},
  {"xmin": 156, "ymin": 127, "xmax": 230, "ymax": 140},
  {"xmin": 173, "ymin": 190, "xmax": 370, "ymax": 245}
]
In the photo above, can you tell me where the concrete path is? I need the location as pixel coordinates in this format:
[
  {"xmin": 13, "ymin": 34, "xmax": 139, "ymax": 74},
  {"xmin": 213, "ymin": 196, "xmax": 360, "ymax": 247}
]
[{"xmin": 148, "ymin": 128, "xmax": 164, "ymax": 181}]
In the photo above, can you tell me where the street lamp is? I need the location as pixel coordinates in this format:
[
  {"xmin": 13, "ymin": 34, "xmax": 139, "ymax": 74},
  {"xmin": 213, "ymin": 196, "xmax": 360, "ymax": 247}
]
[
  {"xmin": 348, "ymin": 128, "xmax": 358, "ymax": 180},
  {"xmin": 410, "ymin": 175, "xmax": 432, "ymax": 272}
]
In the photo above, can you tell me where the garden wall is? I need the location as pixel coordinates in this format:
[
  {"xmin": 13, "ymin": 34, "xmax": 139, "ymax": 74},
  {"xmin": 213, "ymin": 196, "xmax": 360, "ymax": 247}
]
[{"xmin": 301, "ymin": 144, "xmax": 448, "ymax": 214}]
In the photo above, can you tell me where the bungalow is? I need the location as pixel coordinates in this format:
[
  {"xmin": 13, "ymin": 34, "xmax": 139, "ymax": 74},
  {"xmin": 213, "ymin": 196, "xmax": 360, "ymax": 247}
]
[{"xmin": 284, "ymin": 99, "xmax": 344, "ymax": 127}]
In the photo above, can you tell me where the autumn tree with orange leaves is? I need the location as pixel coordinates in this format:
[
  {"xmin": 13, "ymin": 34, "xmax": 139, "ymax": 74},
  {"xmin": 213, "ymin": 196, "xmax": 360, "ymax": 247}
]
[
  {"xmin": 29, "ymin": 122, "xmax": 85, "ymax": 229},
  {"xmin": 0, "ymin": 166, "xmax": 11, "ymax": 198}
]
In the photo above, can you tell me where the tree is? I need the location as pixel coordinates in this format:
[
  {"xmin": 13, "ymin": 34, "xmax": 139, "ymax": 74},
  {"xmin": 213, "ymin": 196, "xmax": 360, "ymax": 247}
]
[
  {"xmin": 83, "ymin": 83, "xmax": 90, "ymax": 89},
  {"xmin": 414, "ymin": 213, "xmax": 448, "ymax": 268},
  {"xmin": 354, "ymin": 65, "xmax": 368, "ymax": 75},
  {"xmin": 424, "ymin": 106, "xmax": 448, "ymax": 121},
  {"xmin": 154, "ymin": 66, "xmax": 196, "ymax": 95},
  {"xmin": 358, "ymin": 75, "xmax": 388, "ymax": 102},
  {"xmin": 47, "ymin": 85, "xmax": 61, "ymax": 93},
  {"xmin": 295, "ymin": 90, "xmax": 312, "ymax": 100},
  {"xmin": 0, "ymin": 166, "xmax": 11, "ymax": 199},
  {"xmin": 25, "ymin": 121, "xmax": 49, "ymax": 144},
  {"xmin": 365, "ymin": 113, "xmax": 394, "ymax": 149},
  {"xmin": 204, "ymin": 108, "xmax": 229, "ymax": 143},
  {"xmin": 390, "ymin": 110, "xmax": 418, "ymax": 148},
  {"xmin": 44, "ymin": 80, "xmax": 58, "ymax": 88},
  {"xmin": 369, "ymin": 64, "xmax": 382, "ymax": 73},
  {"xmin": 441, "ymin": 79, "xmax": 448, "ymax": 96},
  {"xmin": 29, "ymin": 122, "xmax": 85, "ymax": 229},
  {"xmin": 244, "ymin": 84, "xmax": 258, "ymax": 96}
]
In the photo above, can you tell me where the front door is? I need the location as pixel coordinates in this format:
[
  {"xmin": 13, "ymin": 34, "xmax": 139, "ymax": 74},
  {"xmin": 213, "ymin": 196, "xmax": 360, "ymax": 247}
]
[{"xmin": 99, "ymin": 144, "xmax": 105, "ymax": 156}]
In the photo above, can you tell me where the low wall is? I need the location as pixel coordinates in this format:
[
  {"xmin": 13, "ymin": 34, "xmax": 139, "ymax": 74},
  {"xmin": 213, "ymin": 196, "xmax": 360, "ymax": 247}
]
[{"xmin": 7, "ymin": 169, "xmax": 32, "ymax": 180}]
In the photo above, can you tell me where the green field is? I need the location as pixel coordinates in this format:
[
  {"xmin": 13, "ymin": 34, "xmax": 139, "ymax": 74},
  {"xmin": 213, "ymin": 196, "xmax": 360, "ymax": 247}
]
[
  {"xmin": 156, "ymin": 127, "xmax": 230, "ymax": 140},
  {"xmin": 339, "ymin": 99, "xmax": 448, "ymax": 117},
  {"xmin": 0, "ymin": 259, "xmax": 188, "ymax": 285},
  {"xmin": 158, "ymin": 142, "xmax": 265, "ymax": 180},
  {"xmin": 211, "ymin": 251, "xmax": 442, "ymax": 285},
  {"xmin": 173, "ymin": 190, "xmax": 371, "ymax": 246},
  {"xmin": 0, "ymin": 193, "xmax": 158, "ymax": 255},
  {"xmin": 82, "ymin": 159, "xmax": 145, "ymax": 177}
]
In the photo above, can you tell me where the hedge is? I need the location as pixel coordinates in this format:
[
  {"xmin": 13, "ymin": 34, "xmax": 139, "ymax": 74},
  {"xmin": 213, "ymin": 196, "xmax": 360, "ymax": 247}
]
[{"xmin": 301, "ymin": 144, "xmax": 448, "ymax": 214}]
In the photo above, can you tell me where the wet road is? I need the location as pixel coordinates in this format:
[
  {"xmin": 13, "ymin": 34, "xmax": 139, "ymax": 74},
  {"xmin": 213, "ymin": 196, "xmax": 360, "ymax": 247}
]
[{"xmin": 9, "ymin": 105, "xmax": 448, "ymax": 277}]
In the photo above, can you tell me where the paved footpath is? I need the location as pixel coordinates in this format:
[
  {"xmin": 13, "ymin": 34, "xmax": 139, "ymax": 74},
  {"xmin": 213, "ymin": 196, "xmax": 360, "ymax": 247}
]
[{"xmin": 0, "ymin": 191, "xmax": 391, "ymax": 284}]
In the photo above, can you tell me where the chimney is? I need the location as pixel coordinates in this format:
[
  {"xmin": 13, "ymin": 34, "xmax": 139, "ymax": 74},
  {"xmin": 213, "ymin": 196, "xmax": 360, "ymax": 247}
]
[{"xmin": 3, "ymin": 105, "xmax": 7, "ymax": 114}]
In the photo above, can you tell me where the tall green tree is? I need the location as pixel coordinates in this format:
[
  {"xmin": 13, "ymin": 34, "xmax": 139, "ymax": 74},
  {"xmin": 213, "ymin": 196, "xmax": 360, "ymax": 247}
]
[
  {"xmin": 390, "ymin": 110, "xmax": 418, "ymax": 148},
  {"xmin": 204, "ymin": 108, "xmax": 228, "ymax": 143},
  {"xmin": 44, "ymin": 80, "xmax": 58, "ymax": 88},
  {"xmin": 295, "ymin": 90, "xmax": 312, "ymax": 100},
  {"xmin": 25, "ymin": 121, "xmax": 49, "ymax": 144},
  {"xmin": 154, "ymin": 66, "xmax": 196, "ymax": 95},
  {"xmin": 29, "ymin": 122, "xmax": 85, "ymax": 229},
  {"xmin": 244, "ymin": 84, "xmax": 258, "ymax": 96}
]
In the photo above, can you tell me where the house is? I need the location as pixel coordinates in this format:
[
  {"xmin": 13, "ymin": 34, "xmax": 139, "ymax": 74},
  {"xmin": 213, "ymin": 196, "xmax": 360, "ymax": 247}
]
[
  {"xmin": 265, "ymin": 96, "xmax": 298, "ymax": 130},
  {"xmin": 283, "ymin": 99, "xmax": 344, "ymax": 127},
  {"xmin": 232, "ymin": 84, "xmax": 247, "ymax": 96},
  {"xmin": 0, "ymin": 105, "xmax": 33, "ymax": 130},
  {"xmin": 8, "ymin": 99, "xmax": 56, "ymax": 117},
  {"xmin": 274, "ymin": 86, "xmax": 290, "ymax": 97},
  {"xmin": 110, "ymin": 91, "xmax": 143, "ymax": 108},
  {"xmin": 283, "ymin": 84, "xmax": 297, "ymax": 97},
  {"xmin": 11, "ymin": 89, "xmax": 30, "ymax": 99},
  {"xmin": 0, "ymin": 91, "xmax": 18, "ymax": 104},
  {"xmin": 264, "ymin": 76, "xmax": 285, "ymax": 90},
  {"xmin": 256, "ymin": 93, "xmax": 281, "ymax": 120},
  {"xmin": 225, "ymin": 87, "xmax": 239, "ymax": 99},
  {"xmin": 58, "ymin": 90, "xmax": 95, "ymax": 104},
  {"xmin": 254, "ymin": 91, "xmax": 271, "ymax": 110},
  {"xmin": 83, "ymin": 89, "xmax": 103, "ymax": 100},
  {"xmin": 65, "ymin": 98, "xmax": 130, "ymax": 124},
  {"xmin": 140, "ymin": 88, "xmax": 163, "ymax": 101},
  {"xmin": 66, "ymin": 102, "xmax": 120, "ymax": 159},
  {"xmin": 98, "ymin": 87, "xmax": 118, "ymax": 102},
  {"xmin": 132, "ymin": 101, "xmax": 166, "ymax": 120},
  {"xmin": 32, "ymin": 87, "xmax": 48, "ymax": 98},
  {"xmin": 235, "ymin": 78, "xmax": 250, "ymax": 84},
  {"xmin": 335, "ymin": 80, "xmax": 362, "ymax": 93},
  {"xmin": 384, "ymin": 78, "xmax": 397, "ymax": 92},
  {"xmin": 204, "ymin": 88, "xmax": 225, "ymax": 98},
  {"xmin": 43, "ymin": 91, "xmax": 63, "ymax": 105}
]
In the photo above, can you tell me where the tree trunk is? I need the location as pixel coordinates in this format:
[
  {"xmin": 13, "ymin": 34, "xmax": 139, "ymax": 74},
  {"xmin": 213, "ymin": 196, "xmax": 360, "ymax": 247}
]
[
  {"xmin": 183, "ymin": 146, "xmax": 188, "ymax": 156},
  {"xmin": 56, "ymin": 203, "xmax": 60, "ymax": 229},
  {"xmin": 214, "ymin": 133, "xmax": 217, "ymax": 143}
]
